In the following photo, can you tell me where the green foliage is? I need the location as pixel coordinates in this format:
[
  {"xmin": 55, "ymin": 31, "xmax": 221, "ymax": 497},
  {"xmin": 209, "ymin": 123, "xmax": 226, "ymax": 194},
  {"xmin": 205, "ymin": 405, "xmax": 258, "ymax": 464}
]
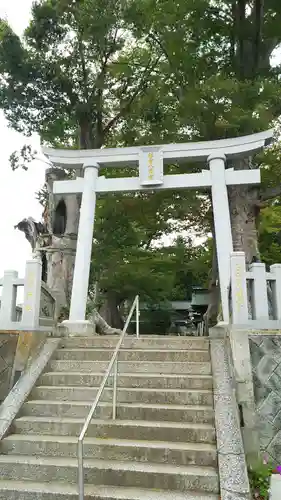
[
  {"xmin": 9, "ymin": 145, "xmax": 36, "ymax": 171},
  {"xmin": 248, "ymin": 459, "xmax": 274, "ymax": 500},
  {"xmin": 165, "ymin": 237, "xmax": 211, "ymax": 301},
  {"xmin": 259, "ymin": 204, "xmax": 281, "ymax": 266},
  {"xmin": 120, "ymin": 0, "xmax": 281, "ymax": 144},
  {"xmin": 136, "ymin": 302, "xmax": 173, "ymax": 335},
  {"xmin": 2, "ymin": 0, "xmax": 281, "ymax": 313},
  {"xmin": 0, "ymin": 0, "xmax": 157, "ymax": 149},
  {"xmin": 90, "ymin": 194, "xmax": 210, "ymax": 304},
  {"xmin": 3, "ymin": 0, "xmax": 281, "ymax": 153}
]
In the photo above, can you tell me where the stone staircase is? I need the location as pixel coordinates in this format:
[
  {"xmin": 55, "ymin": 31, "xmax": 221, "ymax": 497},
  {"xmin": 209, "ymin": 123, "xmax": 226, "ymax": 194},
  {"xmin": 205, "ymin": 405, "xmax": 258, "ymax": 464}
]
[{"xmin": 0, "ymin": 335, "xmax": 220, "ymax": 499}]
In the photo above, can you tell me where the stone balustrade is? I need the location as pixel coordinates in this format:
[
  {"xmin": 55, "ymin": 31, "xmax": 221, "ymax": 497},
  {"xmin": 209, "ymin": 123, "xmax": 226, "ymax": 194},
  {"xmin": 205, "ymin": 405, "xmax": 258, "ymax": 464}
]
[
  {"xmin": 0, "ymin": 257, "xmax": 56, "ymax": 331},
  {"xmin": 230, "ymin": 252, "xmax": 281, "ymax": 329}
]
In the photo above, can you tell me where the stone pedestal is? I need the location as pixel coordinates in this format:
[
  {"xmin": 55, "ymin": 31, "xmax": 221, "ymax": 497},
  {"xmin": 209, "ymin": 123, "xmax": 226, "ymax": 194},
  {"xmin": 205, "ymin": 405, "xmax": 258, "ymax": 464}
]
[{"xmin": 60, "ymin": 319, "xmax": 95, "ymax": 337}]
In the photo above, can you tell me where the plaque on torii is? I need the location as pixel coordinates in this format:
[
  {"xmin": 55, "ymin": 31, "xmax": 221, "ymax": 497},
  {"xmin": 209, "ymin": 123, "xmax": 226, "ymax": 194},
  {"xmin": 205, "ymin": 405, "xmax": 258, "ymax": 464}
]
[{"xmin": 43, "ymin": 130, "xmax": 273, "ymax": 329}]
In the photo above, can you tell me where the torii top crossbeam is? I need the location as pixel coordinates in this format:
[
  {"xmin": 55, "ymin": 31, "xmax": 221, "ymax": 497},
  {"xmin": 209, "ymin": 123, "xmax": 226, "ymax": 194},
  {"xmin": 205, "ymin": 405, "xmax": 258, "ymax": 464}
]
[
  {"xmin": 42, "ymin": 130, "xmax": 273, "ymax": 333},
  {"xmin": 44, "ymin": 129, "xmax": 273, "ymax": 168}
]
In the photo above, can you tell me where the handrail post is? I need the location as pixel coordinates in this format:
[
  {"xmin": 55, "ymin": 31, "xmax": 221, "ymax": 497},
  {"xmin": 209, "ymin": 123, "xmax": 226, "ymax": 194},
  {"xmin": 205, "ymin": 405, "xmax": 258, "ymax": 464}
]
[
  {"xmin": 78, "ymin": 439, "xmax": 84, "ymax": 500},
  {"xmin": 112, "ymin": 356, "xmax": 118, "ymax": 420},
  {"xmin": 136, "ymin": 295, "xmax": 140, "ymax": 338}
]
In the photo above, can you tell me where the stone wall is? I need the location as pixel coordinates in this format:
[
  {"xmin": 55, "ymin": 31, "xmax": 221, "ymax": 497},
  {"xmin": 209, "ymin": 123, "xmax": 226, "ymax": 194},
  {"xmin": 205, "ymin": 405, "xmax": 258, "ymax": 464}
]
[
  {"xmin": 0, "ymin": 334, "xmax": 18, "ymax": 403},
  {"xmin": 0, "ymin": 331, "xmax": 49, "ymax": 402},
  {"xmin": 14, "ymin": 331, "xmax": 49, "ymax": 373},
  {"xmin": 249, "ymin": 335, "xmax": 281, "ymax": 464}
]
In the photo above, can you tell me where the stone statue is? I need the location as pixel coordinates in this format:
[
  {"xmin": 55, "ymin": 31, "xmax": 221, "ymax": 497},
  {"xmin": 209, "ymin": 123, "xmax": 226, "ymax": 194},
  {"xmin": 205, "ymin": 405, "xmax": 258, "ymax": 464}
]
[{"xmin": 15, "ymin": 167, "xmax": 121, "ymax": 335}]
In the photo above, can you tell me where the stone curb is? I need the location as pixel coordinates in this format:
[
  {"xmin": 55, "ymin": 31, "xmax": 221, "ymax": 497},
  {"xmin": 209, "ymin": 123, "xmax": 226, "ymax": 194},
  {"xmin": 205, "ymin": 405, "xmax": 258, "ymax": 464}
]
[{"xmin": 0, "ymin": 338, "xmax": 60, "ymax": 440}]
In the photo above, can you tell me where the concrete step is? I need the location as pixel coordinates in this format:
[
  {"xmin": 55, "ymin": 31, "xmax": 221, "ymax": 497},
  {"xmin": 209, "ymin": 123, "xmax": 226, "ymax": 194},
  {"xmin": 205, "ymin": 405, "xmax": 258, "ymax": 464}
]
[
  {"xmin": 0, "ymin": 435, "xmax": 217, "ymax": 467},
  {"xmin": 30, "ymin": 386, "xmax": 214, "ymax": 406},
  {"xmin": 60, "ymin": 336, "xmax": 210, "ymax": 350},
  {"xmin": 13, "ymin": 417, "xmax": 216, "ymax": 443},
  {"xmin": 39, "ymin": 372, "xmax": 213, "ymax": 390},
  {"xmin": 0, "ymin": 480, "xmax": 220, "ymax": 500},
  {"xmin": 48, "ymin": 360, "xmax": 212, "ymax": 374},
  {"xmin": 21, "ymin": 400, "xmax": 215, "ymax": 423},
  {"xmin": 0, "ymin": 455, "xmax": 219, "ymax": 493},
  {"xmin": 54, "ymin": 348, "xmax": 210, "ymax": 362}
]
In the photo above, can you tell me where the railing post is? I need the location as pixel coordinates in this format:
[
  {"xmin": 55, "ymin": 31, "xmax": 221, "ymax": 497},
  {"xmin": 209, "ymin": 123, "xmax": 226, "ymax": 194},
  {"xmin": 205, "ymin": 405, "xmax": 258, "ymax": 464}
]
[
  {"xmin": 270, "ymin": 264, "xmax": 281, "ymax": 320},
  {"xmin": 136, "ymin": 295, "xmax": 140, "ymax": 338},
  {"xmin": 78, "ymin": 440, "xmax": 84, "ymax": 500},
  {"xmin": 230, "ymin": 252, "xmax": 248, "ymax": 325},
  {"xmin": 249, "ymin": 262, "xmax": 268, "ymax": 320},
  {"xmin": 112, "ymin": 357, "xmax": 118, "ymax": 420},
  {"xmin": 92, "ymin": 282, "xmax": 98, "ymax": 334},
  {"xmin": 22, "ymin": 258, "xmax": 42, "ymax": 329},
  {"xmin": 0, "ymin": 270, "xmax": 18, "ymax": 325}
]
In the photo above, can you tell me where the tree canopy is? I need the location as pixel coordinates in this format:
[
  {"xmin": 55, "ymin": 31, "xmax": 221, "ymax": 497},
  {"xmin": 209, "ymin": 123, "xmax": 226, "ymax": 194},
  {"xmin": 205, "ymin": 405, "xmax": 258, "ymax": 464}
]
[{"xmin": 1, "ymin": 0, "xmax": 281, "ymax": 325}]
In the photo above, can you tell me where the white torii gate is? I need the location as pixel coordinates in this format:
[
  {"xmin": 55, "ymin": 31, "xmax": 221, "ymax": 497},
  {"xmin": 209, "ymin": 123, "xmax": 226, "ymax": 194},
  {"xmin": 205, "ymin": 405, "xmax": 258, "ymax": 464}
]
[{"xmin": 43, "ymin": 130, "xmax": 273, "ymax": 333}]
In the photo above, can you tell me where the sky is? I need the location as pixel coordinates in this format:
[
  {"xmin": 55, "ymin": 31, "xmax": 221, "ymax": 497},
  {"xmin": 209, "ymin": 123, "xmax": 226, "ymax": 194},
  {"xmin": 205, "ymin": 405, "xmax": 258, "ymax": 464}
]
[{"xmin": 0, "ymin": 0, "xmax": 46, "ymax": 279}]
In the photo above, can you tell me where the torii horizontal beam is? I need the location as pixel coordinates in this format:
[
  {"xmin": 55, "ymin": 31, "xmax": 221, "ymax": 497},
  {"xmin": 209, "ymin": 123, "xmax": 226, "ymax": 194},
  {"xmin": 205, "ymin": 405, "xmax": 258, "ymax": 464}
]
[
  {"xmin": 53, "ymin": 168, "xmax": 261, "ymax": 195},
  {"xmin": 43, "ymin": 129, "xmax": 273, "ymax": 169}
]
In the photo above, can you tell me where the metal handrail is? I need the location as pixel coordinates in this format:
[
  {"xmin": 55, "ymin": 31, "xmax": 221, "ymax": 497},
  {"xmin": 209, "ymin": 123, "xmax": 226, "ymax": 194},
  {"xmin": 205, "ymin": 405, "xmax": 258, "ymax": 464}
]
[{"xmin": 77, "ymin": 295, "xmax": 140, "ymax": 500}]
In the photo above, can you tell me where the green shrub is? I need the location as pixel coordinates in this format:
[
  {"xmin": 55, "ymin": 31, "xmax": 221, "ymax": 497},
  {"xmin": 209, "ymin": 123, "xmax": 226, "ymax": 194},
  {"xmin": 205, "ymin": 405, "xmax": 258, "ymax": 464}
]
[{"xmin": 248, "ymin": 458, "xmax": 275, "ymax": 499}]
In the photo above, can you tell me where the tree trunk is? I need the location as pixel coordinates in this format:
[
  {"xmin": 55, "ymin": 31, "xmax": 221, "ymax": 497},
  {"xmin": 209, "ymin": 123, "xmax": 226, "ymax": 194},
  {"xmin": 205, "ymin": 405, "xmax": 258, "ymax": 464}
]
[
  {"xmin": 228, "ymin": 158, "xmax": 260, "ymax": 264},
  {"xmin": 228, "ymin": 185, "xmax": 260, "ymax": 263},
  {"xmin": 45, "ymin": 165, "xmax": 124, "ymax": 331},
  {"xmin": 94, "ymin": 311, "xmax": 122, "ymax": 335},
  {"xmin": 42, "ymin": 169, "xmax": 80, "ymax": 319},
  {"xmin": 98, "ymin": 294, "xmax": 124, "ymax": 330},
  {"xmin": 227, "ymin": 159, "xmax": 266, "ymax": 322},
  {"xmin": 45, "ymin": 235, "xmax": 77, "ymax": 319},
  {"xmin": 203, "ymin": 229, "xmax": 220, "ymax": 328}
]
